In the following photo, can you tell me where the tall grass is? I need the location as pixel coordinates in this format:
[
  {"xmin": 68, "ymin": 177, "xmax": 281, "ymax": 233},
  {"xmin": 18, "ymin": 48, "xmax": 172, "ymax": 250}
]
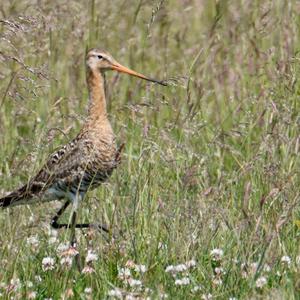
[{"xmin": 0, "ymin": 0, "xmax": 299, "ymax": 299}]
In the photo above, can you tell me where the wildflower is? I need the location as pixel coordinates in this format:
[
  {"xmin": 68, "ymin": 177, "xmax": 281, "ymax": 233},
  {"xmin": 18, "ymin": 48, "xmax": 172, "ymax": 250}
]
[
  {"xmin": 281, "ymin": 256, "xmax": 291, "ymax": 267},
  {"xmin": 134, "ymin": 264, "xmax": 147, "ymax": 273},
  {"xmin": 60, "ymin": 256, "xmax": 73, "ymax": 267},
  {"xmin": 28, "ymin": 291, "xmax": 37, "ymax": 299},
  {"xmin": 60, "ymin": 246, "xmax": 79, "ymax": 257},
  {"xmin": 191, "ymin": 285, "xmax": 201, "ymax": 293},
  {"xmin": 250, "ymin": 262, "xmax": 258, "ymax": 274},
  {"xmin": 174, "ymin": 264, "xmax": 188, "ymax": 272},
  {"xmin": 255, "ymin": 276, "xmax": 267, "ymax": 288},
  {"xmin": 175, "ymin": 277, "xmax": 190, "ymax": 286},
  {"xmin": 128, "ymin": 278, "xmax": 142, "ymax": 287},
  {"xmin": 201, "ymin": 293, "xmax": 212, "ymax": 300},
  {"xmin": 86, "ymin": 250, "xmax": 98, "ymax": 263},
  {"xmin": 186, "ymin": 259, "xmax": 196, "ymax": 268},
  {"xmin": 210, "ymin": 249, "xmax": 224, "ymax": 261},
  {"xmin": 125, "ymin": 260, "xmax": 135, "ymax": 268},
  {"xmin": 118, "ymin": 267, "xmax": 131, "ymax": 280},
  {"xmin": 165, "ymin": 263, "xmax": 189, "ymax": 274},
  {"xmin": 82, "ymin": 266, "xmax": 95, "ymax": 274},
  {"xmin": 57, "ymin": 243, "xmax": 69, "ymax": 254},
  {"xmin": 26, "ymin": 236, "xmax": 39, "ymax": 249},
  {"xmin": 84, "ymin": 287, "xmax": 92, "ymax": 294},
  {"xmin": 108, "ymin": 288, "xmax": 122, "ymax": 298},
  {"xmin": 159, "ymin": 293, "xmax": 168, "ymax": 299},
  {"xmin": 165, "ymin": 265, "xmax": 175, "ymax": 273},
  {"xmin": 214, "ymin": 267, "xmax": 224, "ymax": 275},
  {"xmin": 7, "ymin": 278, "xmax": 21, "ymax": 292},
  {"xmin": 42, "ymin": 257, "xmax": 55, "ymax": 271},
  {"xmin": 125, "ymin": 295, "xmax": 136, "ymax": 300}
]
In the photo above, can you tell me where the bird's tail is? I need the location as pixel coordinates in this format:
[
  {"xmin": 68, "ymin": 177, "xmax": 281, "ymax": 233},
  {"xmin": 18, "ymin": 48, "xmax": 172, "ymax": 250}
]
[{"xmin": 0, "ymin": 185, "xmax": 29, "ymax": 208}]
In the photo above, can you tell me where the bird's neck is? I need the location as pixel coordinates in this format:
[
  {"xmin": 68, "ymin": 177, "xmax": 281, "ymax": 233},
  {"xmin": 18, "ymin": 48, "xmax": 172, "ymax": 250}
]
[{"xmin": 86, "ymin": 68, "xmax": 108, "ymax": 122}]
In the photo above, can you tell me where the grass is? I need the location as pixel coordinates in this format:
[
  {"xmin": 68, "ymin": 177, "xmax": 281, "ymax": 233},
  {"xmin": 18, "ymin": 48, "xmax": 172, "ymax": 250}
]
[{"xmin": 0, "ymin": 0, "xmax": 299, "ymax": 299}]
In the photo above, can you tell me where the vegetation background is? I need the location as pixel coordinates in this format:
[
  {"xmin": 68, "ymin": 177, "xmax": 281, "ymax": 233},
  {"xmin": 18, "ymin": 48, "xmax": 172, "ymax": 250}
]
[{"xmin": 0, "ymin": 0, "xmax": 299, "ymax": 299}]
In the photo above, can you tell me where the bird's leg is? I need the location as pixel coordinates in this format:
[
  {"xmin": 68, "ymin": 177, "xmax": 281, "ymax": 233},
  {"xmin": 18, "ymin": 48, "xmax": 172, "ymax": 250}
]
[
  {"xmin": 51, "ymin": 200, "xmax": 71, "ymax": 229},
  {"xmin": 70, "ymin": 210, "xmax": 77, "ymax": 247},
  {"xmin": 50, "ymin": 201, "xmax": 109, "ymax": 233}
]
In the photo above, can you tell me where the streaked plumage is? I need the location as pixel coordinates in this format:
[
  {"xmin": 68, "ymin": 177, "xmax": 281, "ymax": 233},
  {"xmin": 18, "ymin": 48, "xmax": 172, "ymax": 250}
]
[{"xmin": 0, "ymin": 48, "xmax": 166, "ymax": 243}]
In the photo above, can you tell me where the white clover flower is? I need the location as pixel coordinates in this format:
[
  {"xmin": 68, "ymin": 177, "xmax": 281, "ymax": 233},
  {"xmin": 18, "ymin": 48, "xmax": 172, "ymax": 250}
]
[
  {"xmin": 125, "ymin": 295, "xmax": 136, "ymax": 300},
  {"xmin": 9, "ymin": 278, "xmax": 21, "ymax": 291},
  {"xmin": 57, "ymin": 243, "xmax": 69, "ymax": 254},
  {"xmin": 165, "ymin": 265, "xmax": 174, "ymax": 273},
  {"xmin": 159, "ymin": 293, "xmax": 168, "ymax": 299},
  {"xmin": 174, "ymin": 264, "xmax": 188, "ymax": 272},
  {"xmin": 60, "ymin": 247, "xmax": 79, "ymax": 257},
  {"xmin": 165, "ymin": 263, "xmax": 189, "ymax": 274},
  {"xmin": 210, "ymin": 248, "xmax": 224, "ymax": 261},
  {"xmin": 201, "ymin": 293, "xmax": 212, "ymax": 300},
  {"xmin": 250, "ymin": 262, "xmax": 258, "ymax": 274},
  {"xmin": 27, "ymin": 291, "xmax": 37, "ymax": 299},
  {"xmin": 191, "ymin": 285, "xmax": 202, "ymax": 293},
  {"xmin": 108, "ymin": 288, "xmax": 122, "ymax": 298},
  {"xmin": 134, "ymin": 264, "xmax": 147, "ymax": 273},
  {"xmin": 175, "ymin": 277, "xmax": 190, "ymax": 286},
  {"xmin": 214, "ymin": 267, "xmax": 224, "ymax": 275},
  {"xmin": 84, "ymin": 287, "xmax": 92, "ymax": 294},
  {"xmin": 26, "ymin": 236, "xmax": 39, "ymax": 248},
  {"xmin": 60, "ymin": 256, "xmax": 73, "ymax": 267},
  {"xmin": 281, "ymin": 256, "xmax": 291, "ymax": 267},
  {"xmin": 128, "ymin": 278, "xmax": 142, "ymax": 287},
  {"xmin": 125, "ymin": 260, "xmax": 135, "ymax": 268},
  {"xmin": 26, "ymin": 281, "xmax": 33, "ymax": 288},
  {"xmin": 186, "ymin": 259, "xmax": 196, "ymax": 268},
  {"xmin": 42, "ymin": 257, "xmax": 55, "ymax": 271},
  {"xmin": 86, "ymin": 250, "xmax": 98, "ymax": 263},
  {"xmin": 118, "ymin": 267, "xmax": 131, "ymax": 280},
  {"xmin": 82, "ymin": 266, "xmax": 95, "ymax": 274},
  {"xmin": 256, "ymin": 276, "xmax": 267, "ymax": 288}
]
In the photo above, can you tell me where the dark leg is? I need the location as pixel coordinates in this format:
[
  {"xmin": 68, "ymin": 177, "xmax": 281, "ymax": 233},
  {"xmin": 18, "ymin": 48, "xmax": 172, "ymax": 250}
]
[
  {"xmin": 51, "ymin": 200, "xmax": 71, "ymax": 229},
  {"xmin": 50, "ymin": 201, "xmax": 109, "ymax": 233},
  {"xmin": 70, "ymin": 210, "xmax": 77, "ymax": 246}
]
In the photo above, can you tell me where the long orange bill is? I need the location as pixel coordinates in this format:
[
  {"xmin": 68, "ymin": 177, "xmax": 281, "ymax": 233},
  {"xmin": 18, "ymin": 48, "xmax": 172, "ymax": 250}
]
[{"xmin": 111, "ymin": 63, "xmax": 167, "ymax": 86}]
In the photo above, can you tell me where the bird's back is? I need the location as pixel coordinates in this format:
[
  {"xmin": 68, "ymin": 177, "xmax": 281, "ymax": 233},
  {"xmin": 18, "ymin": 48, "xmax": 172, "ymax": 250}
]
[{"xmin": 0, "ymin": 121, "xmax": 120, "ymax": 207}]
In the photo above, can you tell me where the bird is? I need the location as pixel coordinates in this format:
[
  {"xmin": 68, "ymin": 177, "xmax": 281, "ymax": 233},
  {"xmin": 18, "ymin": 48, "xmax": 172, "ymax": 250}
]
[{"xmin": 0, "ymin": 48, "xmax": 166, "ymax": 246}]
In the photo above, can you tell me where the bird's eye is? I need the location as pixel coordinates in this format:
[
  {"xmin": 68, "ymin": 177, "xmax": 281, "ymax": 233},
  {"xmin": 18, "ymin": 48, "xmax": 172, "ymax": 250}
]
[{"xmin": 97, "ymin": 55, "xmax": 103, "ymax": 59}]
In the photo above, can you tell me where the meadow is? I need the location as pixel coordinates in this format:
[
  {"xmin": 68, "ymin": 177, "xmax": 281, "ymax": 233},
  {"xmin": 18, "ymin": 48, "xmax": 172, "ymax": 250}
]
[{"xmin": 0, "ymin": 0, "xmax": 299, "ymax": 299}]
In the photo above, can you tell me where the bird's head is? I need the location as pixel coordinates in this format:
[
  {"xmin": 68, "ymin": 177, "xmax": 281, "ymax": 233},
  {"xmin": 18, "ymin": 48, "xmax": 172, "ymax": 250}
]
[{"xmin": 86, "ymin": 48, "xmax": 167, "ymax": 86}]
